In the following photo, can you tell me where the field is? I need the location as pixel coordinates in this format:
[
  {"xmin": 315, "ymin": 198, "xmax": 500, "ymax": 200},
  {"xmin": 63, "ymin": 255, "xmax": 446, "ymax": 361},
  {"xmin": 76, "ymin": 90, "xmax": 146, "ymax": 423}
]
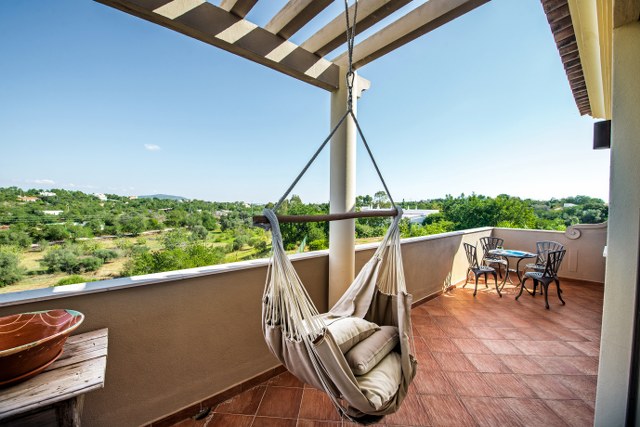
[{"xmin": 1, "ymin": 231, "xmax": 267, "ymax": 294}]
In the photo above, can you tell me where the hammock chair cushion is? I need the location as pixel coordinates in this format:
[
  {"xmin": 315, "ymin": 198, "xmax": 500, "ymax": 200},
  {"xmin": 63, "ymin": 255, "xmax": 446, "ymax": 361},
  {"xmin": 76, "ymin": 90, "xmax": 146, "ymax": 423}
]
[
  {"xmin": 326, "ymin": 316, "xmax": 380, "ymax": 353},
  {"xmin": 345, "ymin": 325, "xmax": 399, "ymax": 375},
  {"xmin": 355, "ymin": 351, "xmax": 402, "ymax": 410}
]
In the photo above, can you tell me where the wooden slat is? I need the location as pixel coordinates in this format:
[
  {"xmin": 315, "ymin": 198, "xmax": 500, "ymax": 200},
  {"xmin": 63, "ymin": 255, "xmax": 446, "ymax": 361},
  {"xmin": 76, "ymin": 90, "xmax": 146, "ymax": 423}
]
[
  {"xmin": 265, "ymin": 0, "xmax": 333, "ymax": 39},
  {"xmin": 0, "ymin": 329, "xmax": 108, "ymax": 420},
  {"xmin": 253, "ymin": 209, "xmax": 398, "ymax": 225},
  {"xmin": 95, "ymin": 0, "xmax": 340, "ymax": 91},
  {"xmin": 333, "ymin": 0, "xmax": 490, "ymax": 69},
  {"xmin": 220, "ymin": 0, "xmax": 258, "ymax": 18},
  {"xmin": 301, "ymin": 0, "xmax": 412, "ymax": 57}
]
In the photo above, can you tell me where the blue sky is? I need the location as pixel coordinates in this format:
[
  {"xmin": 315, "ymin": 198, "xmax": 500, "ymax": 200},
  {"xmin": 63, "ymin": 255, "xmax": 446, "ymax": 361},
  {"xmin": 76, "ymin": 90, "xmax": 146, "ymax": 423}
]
[{"xmin": 0, "ymin": 0, "xmax": 610, "ymax": 203}]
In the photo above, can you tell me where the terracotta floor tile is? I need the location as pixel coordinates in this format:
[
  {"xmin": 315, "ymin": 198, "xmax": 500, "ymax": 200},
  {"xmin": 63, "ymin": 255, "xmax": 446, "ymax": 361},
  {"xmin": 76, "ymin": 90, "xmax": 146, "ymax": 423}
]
[
  {"xmin": 480, "ymin": 373, "xmax": 536, "ymax": 398},
  {"xmin": 495, "ymin": 328, "xmax": 525, "ymax": 340},
  {"xmin": 501, "ymin": 355, "xmax": 547, "ymax": 375},
  {"xmin": 452, "ymin": 338, "xmax": 492, "ymax": 354},
  {"xmin": 445, "ymin": 371, "xmax": 496, "ymax": 396},
  {"xmin": 215, "ymin": 385, "xmax": 265, "ymax": 415},
  {"xmin": 256, "ymin": 386, "xmax": 303, "ymax": 418},
  {"xmin": 544, "ymin": 399, "xmax": 594, "ymax": 427},
  {"xmin": 465, "ymin": 354, "xmax": 512, "ymax": 373},
  {"xmin": 555, "ymin": 375, "xmax": 598, "ymax": 405},
  {"xmin": 413, "ymin": 368, "xmax": 455, "ymax": 395},
  {"xmin": 432, "ymin": 315, "xmax": 466, "ymax": 328},
  {"xmin": 432, "ymin": 352, "xmax": 476, "ymax": 372},
  {"xmin": 527, "ymin": 356, "xmax": 584, "ymax": 375},
  {"xmin": 422, "ymin": 306, "xmax": 450, "ymax": 316},
  {"xmin": 380, "ymin": 392, "xmax": 431, "ymax": 426},
  {"xmin": 565, "ymin": 356, "xmax": 599, "ymax": 375},
  {"xmin": 462, "ymin": 396, "xmax": 524, "ymax": 427},
  {"xmin": 296, "ymin": 421, "xmax": 342, "ymax": 427},
  {"xmin": 506, "ymin": 398, "xmax": 568, "ymax": 427},
  {"xmin": 481, "ymin": 339, "xmax": 523, "ymax": 355},
  {"xmin": 415, "ymin": 324, "xmax": 447, "ymax": 339},
  {"xmin": 419, "ymin": 395, "xmax": 476, "ymax": 426},
  {"xmin": 468, "ymin": 327, "xmax": 503, "ymax": 340},
  {"xmin": 517, "ymin": 327, "xmax": 558, "ymax": 341},
  {"xmin": 207, "ymin": 413, "xmax": 254, "ymax": 427},
  {"xmin": 438, "ymin": 325, "xmax": 475, "ymax": 338},
  {"xmin": 566, "ymin": 340, "xmax": 600, "ymax": 357},
  {"xmin": 518, "ymin": 375, "xmax": 578, "ymax": 399},
  {"xmin": 423, "ymin": 337, "xmax": 459, "ymax": 353},
  {"xmin": 270, "ymin": 371, "xmax": 304, "ymax": 387},
  {"xmin": 298, "ymin": 388, "xmax": 341, "ymax": 422},
  {"xmin": 413, "ymin": 348, "xmax": 441, "ymax": 371},
  {"xmin": 252, "ymin": 417, "xmax": 297, "ymax": 427}
]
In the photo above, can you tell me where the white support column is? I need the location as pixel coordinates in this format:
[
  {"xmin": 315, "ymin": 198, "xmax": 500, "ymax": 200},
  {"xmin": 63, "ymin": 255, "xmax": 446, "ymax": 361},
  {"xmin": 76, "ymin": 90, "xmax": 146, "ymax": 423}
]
[
  {"xmin": 594, "ymin": 20, "xmax": 640, "ymax": 426},
  {"xmin": 328, "ymin": 68, "xmax": 362, "ymax": 307}
]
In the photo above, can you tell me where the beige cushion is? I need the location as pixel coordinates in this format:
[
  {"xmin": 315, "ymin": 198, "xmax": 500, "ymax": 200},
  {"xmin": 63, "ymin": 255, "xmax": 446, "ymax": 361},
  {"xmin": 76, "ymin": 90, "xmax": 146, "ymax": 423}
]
[
  {"xmin": 345, "ymin": 326, "xmax": 399, "ymax": 375},
  {"xmin": 356, "ymin": 351, "xmax": 402, "ymax": 410},
  {"xmin": 326, "ymin": 317, "xmax": 379, "ymax": 353}
]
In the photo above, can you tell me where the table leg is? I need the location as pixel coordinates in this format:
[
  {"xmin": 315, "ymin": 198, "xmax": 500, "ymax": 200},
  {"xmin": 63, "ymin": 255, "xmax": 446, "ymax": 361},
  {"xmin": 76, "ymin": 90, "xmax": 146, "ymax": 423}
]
[
  {"xmin": 516, "ymin": 258, "xmax": 535, "ymax": 296},
  {"xmin": 56, "ymin": 395, "xmax": 84, "ymax": 427}
]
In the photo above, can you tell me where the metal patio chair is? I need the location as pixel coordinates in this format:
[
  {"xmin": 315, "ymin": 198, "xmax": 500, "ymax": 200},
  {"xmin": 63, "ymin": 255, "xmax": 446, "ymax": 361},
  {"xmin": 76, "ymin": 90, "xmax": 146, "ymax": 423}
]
[
  {"xmin": 463, "ymin": 243, "xmax": 501, "ymax": 298},
  {"xmin": 517, "ymin": 249, "xmax": 566, "ymax": 309},
  {"xmin": 479, "ymin": 236, "xmax": 508, "ymax": 281},
  {"xmin": 524, "ymin": 241, "xmax": 565, "ymax": 294}
]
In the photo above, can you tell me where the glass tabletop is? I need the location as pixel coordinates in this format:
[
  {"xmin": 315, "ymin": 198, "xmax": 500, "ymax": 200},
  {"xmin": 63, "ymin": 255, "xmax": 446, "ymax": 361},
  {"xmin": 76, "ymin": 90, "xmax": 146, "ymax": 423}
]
[{"xmin": 488, "ymin": 249, "xmax": 536, "ymax": 258}]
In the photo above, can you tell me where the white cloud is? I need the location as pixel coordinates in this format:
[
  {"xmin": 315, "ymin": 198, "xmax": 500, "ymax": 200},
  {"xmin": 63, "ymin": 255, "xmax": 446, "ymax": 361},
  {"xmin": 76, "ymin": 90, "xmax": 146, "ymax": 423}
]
[
  {"xmin": 28, "ymin": 179, "xmax": 55, "ymax": 185},
  {"xmin": 144, "ymin": 144, "xmax": 161, "ymax": 151}
]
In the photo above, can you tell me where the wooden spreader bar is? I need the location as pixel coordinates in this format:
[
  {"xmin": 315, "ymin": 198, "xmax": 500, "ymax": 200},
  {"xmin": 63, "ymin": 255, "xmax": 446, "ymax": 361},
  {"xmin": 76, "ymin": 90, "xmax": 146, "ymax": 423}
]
[{"xmin": 253, "ymin": 209, "xmax": 399, "ymax": 226}]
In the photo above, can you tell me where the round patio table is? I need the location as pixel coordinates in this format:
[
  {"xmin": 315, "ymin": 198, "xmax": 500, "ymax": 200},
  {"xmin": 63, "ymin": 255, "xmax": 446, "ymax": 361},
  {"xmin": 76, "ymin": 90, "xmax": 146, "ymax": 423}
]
[{"xmin": 488, "ymin": 249, "xmax": 536, "ymax": 292}]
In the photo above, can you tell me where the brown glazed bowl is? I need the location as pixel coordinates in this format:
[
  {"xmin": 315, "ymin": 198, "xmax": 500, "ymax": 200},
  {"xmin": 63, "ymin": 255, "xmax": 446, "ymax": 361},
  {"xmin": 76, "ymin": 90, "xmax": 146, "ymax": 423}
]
[{"xmin": 0, "ymin": 309, "xmax": 84, "ymax": 387}]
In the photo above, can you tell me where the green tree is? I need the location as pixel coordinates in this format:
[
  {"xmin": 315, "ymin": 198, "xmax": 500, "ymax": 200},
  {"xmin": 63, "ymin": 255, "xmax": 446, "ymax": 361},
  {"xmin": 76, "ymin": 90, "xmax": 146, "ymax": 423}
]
[{"xmin": 0, "ymin": 247, "xmax": 24, "ymax": 287}]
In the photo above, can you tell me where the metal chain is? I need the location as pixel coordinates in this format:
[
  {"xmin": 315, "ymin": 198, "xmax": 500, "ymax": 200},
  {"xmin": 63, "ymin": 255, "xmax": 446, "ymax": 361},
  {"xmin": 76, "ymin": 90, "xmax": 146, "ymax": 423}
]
[
  {"xmin": 272, "ymin": 0, "xmax": 397, "ymax": 214},
  {"xmin": 344, "ymin": 0, "xmax": 358, "ymax": 109}
]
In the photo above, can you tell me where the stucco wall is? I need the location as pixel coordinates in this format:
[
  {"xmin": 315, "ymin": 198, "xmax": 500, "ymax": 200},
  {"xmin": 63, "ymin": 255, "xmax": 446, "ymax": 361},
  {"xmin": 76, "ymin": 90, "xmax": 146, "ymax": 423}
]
[{"xmin": 493, "ymin": 223, "xmax": 607, "ymax": 283}]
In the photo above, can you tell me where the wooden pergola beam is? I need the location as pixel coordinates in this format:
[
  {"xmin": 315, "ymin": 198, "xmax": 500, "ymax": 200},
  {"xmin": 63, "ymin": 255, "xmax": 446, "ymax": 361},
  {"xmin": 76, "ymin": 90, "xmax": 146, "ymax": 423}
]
[
  {"xmin": 333, "ymin": 0, "xmax": 490, "ymax": 68},
  {"xmin": 95, "ymin": 0, "xmax": 340, "ymax": 91},
  {"xmin": 301, "ymin": 0, "xmax": 412, "ymax": 57},
  {"xmin": 265, "ymin": 0, "xmax": 333, "ymax": 39},
  {"xmin": 219, "ymin": 0, "xmax": 258, "ymax": 18}
]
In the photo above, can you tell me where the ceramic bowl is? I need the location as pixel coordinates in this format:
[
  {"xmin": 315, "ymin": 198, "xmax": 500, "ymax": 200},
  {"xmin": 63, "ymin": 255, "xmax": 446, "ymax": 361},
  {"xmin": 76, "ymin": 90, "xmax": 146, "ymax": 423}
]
[{"xmin": 0, "ymin": 309, "xmax": 84, "ymax": 387}]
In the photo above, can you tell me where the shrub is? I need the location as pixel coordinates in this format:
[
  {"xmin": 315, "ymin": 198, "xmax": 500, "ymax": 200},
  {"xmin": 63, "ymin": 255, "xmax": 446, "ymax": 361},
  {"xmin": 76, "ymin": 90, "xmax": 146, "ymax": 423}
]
[
  {"xmin": 0, "ymin": 247, "xmax": 24, "ymax": 287},
  {"xmin": 41, "ymin": 247, "xmax": 104, "ymax": 273},
  {"xmin": 121, "ymin": 244, "xmax": 226, "ymax": 276},
  {"xmin": 0, "ymin": 230, "xmax": 33, "ymax": 248},
  {"xmin": 93, "ymin": 249, "xmax": 119, "ymax": 262},
  {"xmin": 54, "ymin": 275, "xmax": 98, "ymax": 287},
  {"xmin": 308, "ymin": 239, "xmax": 328, "ymax": 251},
  {"xmin": 190, "ymin": 225, "xmax": 208, "ymax": 241},
  {"xmin": 79, "ymin": 256, "xmax": 104, "ymax": 272}
]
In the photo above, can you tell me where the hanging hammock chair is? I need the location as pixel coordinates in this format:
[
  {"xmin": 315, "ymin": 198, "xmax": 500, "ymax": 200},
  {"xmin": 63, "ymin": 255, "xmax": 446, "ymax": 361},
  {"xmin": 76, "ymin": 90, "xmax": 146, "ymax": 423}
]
[
  {"xmin": 256, "ymin": 1, "xmax": 417, "ymax": 421},
  {"xmin": 261, "ymin": 208, "xmax": 417, "ymax": 422}
]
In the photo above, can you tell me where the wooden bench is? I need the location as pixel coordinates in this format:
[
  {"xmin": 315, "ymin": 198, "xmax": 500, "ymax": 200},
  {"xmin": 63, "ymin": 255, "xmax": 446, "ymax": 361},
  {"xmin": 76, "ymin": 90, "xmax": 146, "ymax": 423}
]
[{"xmin": 0, "ymin": 328, "xmax": 108, "ymax": 427}]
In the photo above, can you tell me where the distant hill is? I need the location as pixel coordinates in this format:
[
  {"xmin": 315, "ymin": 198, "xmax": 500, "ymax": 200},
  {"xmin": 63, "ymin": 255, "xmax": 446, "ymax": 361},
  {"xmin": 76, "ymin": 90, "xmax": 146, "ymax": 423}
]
[{"xmin": 138, "ymin": 194, "xmax": 188, "ymax": 201}]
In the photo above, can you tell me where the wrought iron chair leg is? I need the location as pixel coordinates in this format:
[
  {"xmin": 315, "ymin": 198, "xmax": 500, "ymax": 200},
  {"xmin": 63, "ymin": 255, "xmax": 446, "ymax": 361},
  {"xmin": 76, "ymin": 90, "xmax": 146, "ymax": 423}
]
[
  {"xmin": 493, "ymin": 272, "xmax": 501, "ymax": 297},
  {"xmin": 463, "ymin": 268, "xmax": 470, "ymax": 288},
  {"xmin": 543, "ymin": 282, "xmax": 550, "ymax": 309},
  {"xmin": 473, "ymin": 275, "xmax": 479, "ymax": 297},
  {"xmin": 532, "ymin": 280, "xmax": 537, "ymax": 297},
  {"xmin": 555, "ymin": 279, "xmax": 565, "ymax": 305}
]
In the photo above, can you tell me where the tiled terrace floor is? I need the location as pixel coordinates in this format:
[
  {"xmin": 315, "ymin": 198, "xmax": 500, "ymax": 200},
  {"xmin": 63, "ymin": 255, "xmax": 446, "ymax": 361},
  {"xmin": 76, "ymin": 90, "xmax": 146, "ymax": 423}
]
[{"xmin": 174, "ymin": 278, "xmax": 603, "ymax": 426}]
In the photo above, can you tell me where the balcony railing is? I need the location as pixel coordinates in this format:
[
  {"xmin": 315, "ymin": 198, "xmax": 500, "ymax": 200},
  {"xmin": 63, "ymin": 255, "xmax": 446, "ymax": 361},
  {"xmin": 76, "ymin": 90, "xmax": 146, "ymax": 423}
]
[{"xmin": 0, "ymin": 224, "xmax": 606, "ymax": 426}]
